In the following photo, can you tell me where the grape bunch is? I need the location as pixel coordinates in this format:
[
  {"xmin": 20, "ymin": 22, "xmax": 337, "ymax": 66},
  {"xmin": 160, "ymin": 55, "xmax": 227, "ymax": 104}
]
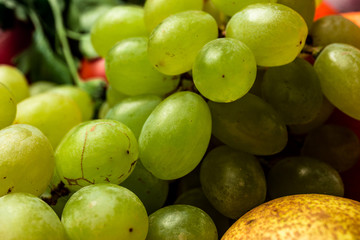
[{"xmin": 1, "ymin": 0, "xmax": 360, "ymax": 239}]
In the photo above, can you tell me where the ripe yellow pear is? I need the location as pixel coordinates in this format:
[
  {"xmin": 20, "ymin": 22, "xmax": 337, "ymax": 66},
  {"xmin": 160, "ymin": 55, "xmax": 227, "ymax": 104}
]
[{"xmin": 222, "ymin": 194, "xmax": 360, "ymax": 240}]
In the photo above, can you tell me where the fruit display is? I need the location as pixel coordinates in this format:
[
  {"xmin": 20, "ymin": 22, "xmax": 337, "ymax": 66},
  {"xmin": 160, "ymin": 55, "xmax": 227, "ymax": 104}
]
[{"xmin": 1, "ymin": 0, "xmax": 360, "ymax": 239}]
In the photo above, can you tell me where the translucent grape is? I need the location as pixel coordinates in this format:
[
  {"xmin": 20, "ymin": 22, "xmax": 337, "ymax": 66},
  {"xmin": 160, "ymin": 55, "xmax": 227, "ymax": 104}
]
[
  {"xmin": 105, "ymin": 95, "xmax": 162, "ymax": 139},
  {"xmin": 29, "ymin": 81, "xmax": 57, "ymax": 96},
  {"xmin": 0, "ymin": 193, "xmax": 67, "ymax": 240},
  {"xmin": 310, "ymin": 15, "xmax": 360, "ymax": 49},
  {"xmin": 261, "ymin": 57, "xmax": 323, "ymax": 125},
  {"xmin": 278, "ymin": 0, "xmax": 315, "ymax": 29},
  {"xmin": 212, "ymin": 0, "xmax": 276, "ymax": 16},
  {"xmin": 301, "ymin": 124, "xmax": 360, "ymax": 172},
  {"xmin": 200, "ymin": 145, "xmax": 266, "ymax": 219},
  {"xmin": 90, "ymin": 6, "xmax": 147, "ymax": 57},
  {"xmin": 147, "ymin": 205, "xmax": 218, "ymax": 240},
  {"xmin": 144, "ymin": 0, "xmax": 203, "ymax": 32},
  {"xmin": 0, "ymin": 124, "xmax": 54, "ymax": 197},
  {"xmin": 314, "ymin": 43, "xmax": 360, "ymax": 120},
  {"xmin": 226, "ymin": 3, "xmax": 308, "ymax": 67},
  {"xmin": 139, "ymin": 91, "xmax": 212, "ymax": 180},
  {"xmin": 148, "ymin": 10, "xmax": 218, "ymax": 75},
  {"xmin": 208, "ymin": 93, "xmax": 288, "ymax": 155},
  {"xmin": 193, "ymin": 38, "xmax": 257, "ymax": 103},
  {"xmin": 0, "ymin": 83, "xmax": 16, "ymax": 130},
  {"xmin": 14, "ymin": 92, "xmax": 82, "ymax": 148},
  {"xmin": 0, "ymin": 65, "xmax": 29, "ymax": 103},
  {"xmin": 106, "ymin": 37, "xmax": 180, "ymax": 96},
  {"xmin": 267, "ymin": 156, "xmax": 344, "ymax": 199},
  {"xmin": 62, "ymin": 184, "xmax": 148, "ymax": 240},
  {"xmin": 106, "ymin": 85, "xmax": 128, "ymax": 107},
  {"xmin": 55, "ymin": 119, "xmax": 138, "ymax": 192},
  {"xmin": 120, "ymin": 161, "xmax": 169, "ymax": 214}
]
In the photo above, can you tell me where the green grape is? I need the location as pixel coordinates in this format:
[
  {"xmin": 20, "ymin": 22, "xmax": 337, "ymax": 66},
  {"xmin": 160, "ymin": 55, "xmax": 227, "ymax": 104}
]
[
  {"xmin": 301, "ymin": 124, "xmax": 360, "ymax": 172},
  {"xmin": 55, "ymin": 119, "xmax": 139, "ymax": 192},
  {"xmin": 200, "ymin": 145, "xmax": 266, "ymax": 219},
  {"xmin": 0, "ymin": 83, "xmax": 16, "ymax": 130},
  {"xmin": 289, "ymin": 96, "xmax": 334, "ymax": 135},
  {"xmin": 0, "ymin": 124, "xmax": 54, "ymax": 197},
  {"xmin": 90, "ymin": 6, "xmax": 147, "ymax": 57},
  {"xmin": 278, "ymin": 0, "xmax": 315, "ymax": 29},
  {"xmin": 121, "ymin": 160, "xmax": 169, "ymax": 214},
  {"xmin": 62, "ymin": 184, "xmax": 148, "ymax": 240},
  {"xmin": 203, "ymin": 0, "xmax": 227, "ymax": 27},
  {"xmin": 0, "ymin": 193, "xmax": 67, "ymax": 240},
  {"xmin": 146, "ymin": 205, "xmax": 218, "ymax": 240},
  {"xmin": 139, "ymin": 91, "xmax": 212, "ymax": 180},
  {"xmin": 106, "ymin": 37, "xmax": 180, "ymax": 96},
  {"xmin": 98, "ymin": 101, "xmax": 110, "ymax": 119},
  {"xmin": 314, "ymin": 43, "xmax": 360, "ymax": 120},
  {"xmin": 310, "ymin": 15, "xmax": 360, "ymax": 49},
  {"xmin": 208, "ymin": 93, "xmax": 288, "ymax": 155},
  {"xmin": 193, "ymin": 38, "xmax": 257, "ymax": 103},
  {"xmin": 148, "ymin": 10, "xmax": 218, "ymax": 75},
  {"xmin": 267, "ymin": 156, "xmax": 344, "ymax": 199},
  {"xmin": 0, "ymin": 65, "xmax": 29, "ymax": 103},
  {"xmin": 14, "ymin": 92, "xmax": 82, "ymax": 148},
  {"xmin": 29, "ymin": 81, "xmax": 57, "ymax": 96},
  {"xmin": 106, "ymin": 85, "xmax": 128, "ymax": 107},
  {"xmin": 105, "ymin": 95, "xmax": 162, "ymax": 139},
  {"xmin": 144, "ymin": 0, "xmax": 203, "ymax": 32},
  {"xmin": 226, "ymin": 3, "xmax": 308, "ymax": 67},
  {"xmin": 261, "ymin": 57, "xmax": 323, "ymax": 125},
  {"xmin": 212, "ymin": 0, "xmax": 276, "ymax": 16},
  {"xmin": 49, "ymin": 85, "xmax": 95, "ymax": 121},
  {"xmin": 174, "ymin": 188, "xmax": 232, "ymax": 237}
]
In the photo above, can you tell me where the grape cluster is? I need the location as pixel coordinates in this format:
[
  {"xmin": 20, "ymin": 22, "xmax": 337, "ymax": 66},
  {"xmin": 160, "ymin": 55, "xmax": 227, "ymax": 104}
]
[{"xmin": 1, "ymin": 0, "xmax": 360, "ymax": 239}]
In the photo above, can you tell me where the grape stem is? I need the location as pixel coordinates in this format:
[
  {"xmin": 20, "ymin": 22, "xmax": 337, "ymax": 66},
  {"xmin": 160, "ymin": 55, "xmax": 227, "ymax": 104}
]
[{"xmin": 302, "ymin": 45, "xmax": 324, "ymax": 59}]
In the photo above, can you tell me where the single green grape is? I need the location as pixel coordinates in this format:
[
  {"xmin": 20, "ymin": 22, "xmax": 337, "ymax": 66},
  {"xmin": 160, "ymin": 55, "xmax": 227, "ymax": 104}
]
[
  {"xmin": 261, "ymin": 57, "xmax": 323, "ymax": 125},
  {"xmin": 106, "ymin": 85, "xmax": 129, "ymax": 107},
  {"xmin": 0, "ymin": 193, "xmax": 67, "ymax": 240},
  {"xmin": 139, "ymin": 91, "xmax": 212, "ymax": 180},
  {"xmin": 146, "ymin": 205, "xmax": 218, "ymax": 240},
  {"xmin": 200, "ymin": 145, "xmax": 266, "ymax": 219},
  {"xmin": 278, "ymin": 0, "xmax": 315, "ymax": 29},
  {"xmin": 0, "ymin": 124, "xmax": 54, "ymax": 197},
  {"xmin": 314, "ymin": 43, "xmax": 360, "ymax": 120},
  {"xmin": 212, "ymin": 0, "xmax": 277, "ymax": 16},
  {"xmin": 29, "ymin": 81, "xmax": 57, "ymax": 96},
  {"xmin": 289, "ymin": 96, "xmax": 334, "ymax": 135},
  {"xmin": 49, "ymin": 85, "xmax": 95, "ymax": 121},
  {"xmin": 144, "ymin": 0, "xmax": 203, "ymax": 32},
  {"xmin": 0, "ymin": 83, "xmax": 16, "ymax": 130},
  {"xmin": 148, "ymin": 10, "xmax": 218, "ymax": 75},
  {"xmin": 14, "ymin": 92, "xmax": 82, "ymax": 148},
  {"xmin": 226, "ymin": 3, "xmax": 308, "ymax": 67},
  {"xmin": 267, "ymin": 156, "xmax": 344, "ymax": 199},
  {"xmin": 310, "ymin": 15, "xmax": 360, "ymax": 49},
  {"xmin": 193, "ymin": 38, "xmax": 257, "ymax": 103},
  {"xmin": 90, "ymin": 6, "xmax": 147, "ymax": 57},
  {"xmin": 62, "ymin": 184, "xmax": 148, "ymax": 240},
  {"xmin": 174, "ymin": 188, "xmax": 232, "ymax": 237},
  {"xmin": 301, "ymin": 124, "xmax": 360, "ymax": 172},
  {"xmin": 55, "ymin": 119, "xmax": 139, "ymax": 192},
  {"xmin": 121, "ymin": 160, "xmax": 169, "ymax": 214},
  {"xmin": 208, "ymin": 93, "xmax": 288, "ymax": 155},
  {"xmin": 0, "ymin": 65, "xmax": 29, "ymax": 103},
  {"xmin": 106, "ymin": 37, "xmax": 180, "ymax": 96},
  {"xmin": 105, "ymin": 95, "xmax": 162, "ymax": 139}
]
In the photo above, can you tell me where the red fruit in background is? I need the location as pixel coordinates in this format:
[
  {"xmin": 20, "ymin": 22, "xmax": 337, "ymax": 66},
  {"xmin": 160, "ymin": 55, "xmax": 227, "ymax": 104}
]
[
  {"xmin": 79, "ymin": 58, "xmax": 107, "ymax": 84},
  {"xmin": 327, "ymin": 109, "xmax": 360, "ymax": 201},
  {"xmin": 314, "ymin": 1, "xmax": 338, "ymax": 21},
  {"xmin": 0, "ymin": 22, "xmax": 32, "ymax": 65},
  {"xmin": 341, "ymin": 11, "xmax": 360, "ymax": 27}
]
